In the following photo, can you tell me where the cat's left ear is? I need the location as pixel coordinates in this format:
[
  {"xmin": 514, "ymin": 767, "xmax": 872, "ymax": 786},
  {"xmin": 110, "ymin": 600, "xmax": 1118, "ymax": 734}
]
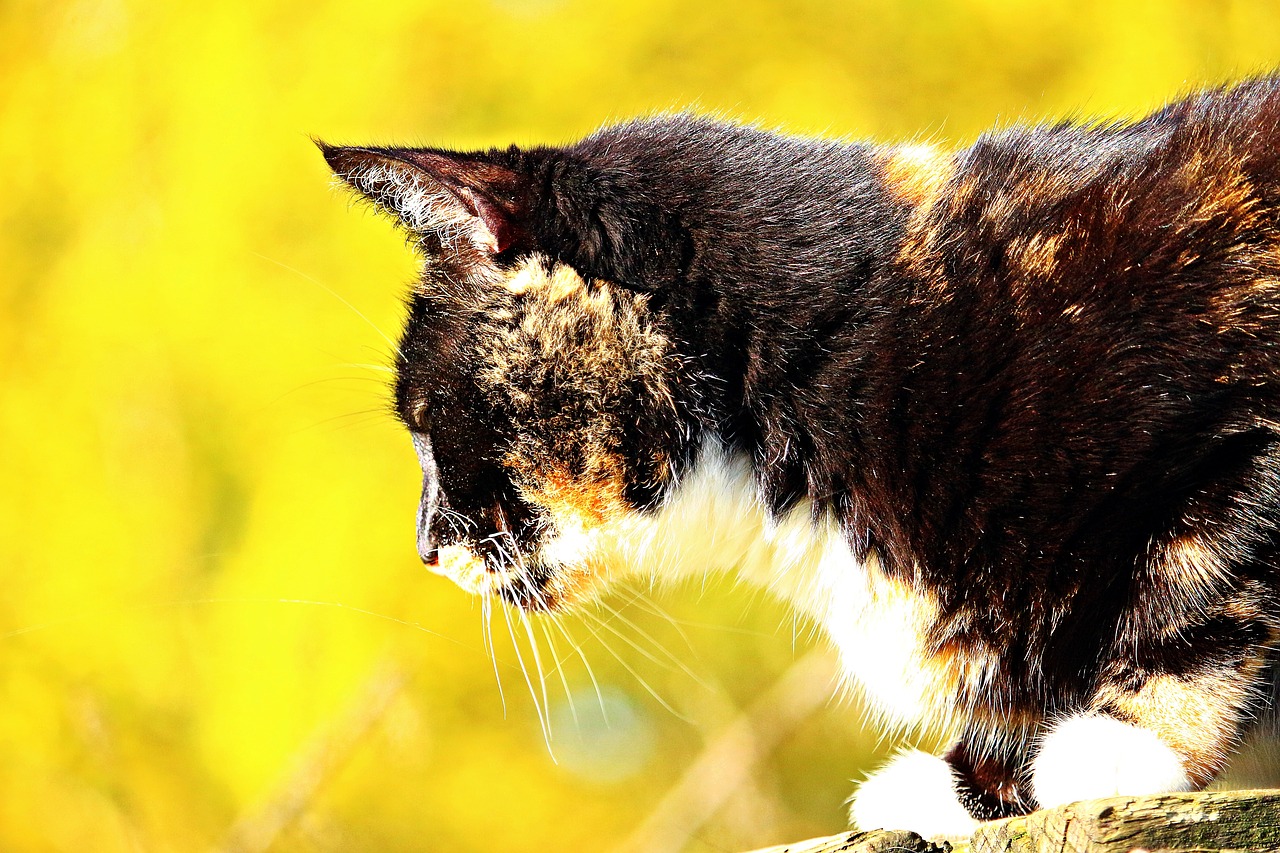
[{"xmin": 319, "ymin": 143, "xmax": 525, "ymax": 254}]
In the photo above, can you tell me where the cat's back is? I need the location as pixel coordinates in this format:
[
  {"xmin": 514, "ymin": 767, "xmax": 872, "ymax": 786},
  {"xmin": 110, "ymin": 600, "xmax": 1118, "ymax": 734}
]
[
  {"xmin": 848, "ymin": 77, "xmax": 1280, "ymax": 595},
  {"xmin": 893, "ymin": 75, "xmax": 1280, "ymax": 403},
  {"xmin": 937, "ymin": 74, "xmax": 1280, "ymax": 286}
]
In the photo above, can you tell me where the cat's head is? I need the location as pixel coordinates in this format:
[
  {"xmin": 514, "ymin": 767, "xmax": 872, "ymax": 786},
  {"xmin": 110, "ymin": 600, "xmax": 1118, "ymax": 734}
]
[{"xmin": 321, "ymin": 136, "xmax": 705, "ymax": 611}]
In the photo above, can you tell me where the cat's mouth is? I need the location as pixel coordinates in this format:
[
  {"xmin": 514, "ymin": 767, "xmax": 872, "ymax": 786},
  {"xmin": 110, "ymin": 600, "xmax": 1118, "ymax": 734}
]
[
  {"xmin": 428, "ymin": 542, "xmax": 566, "ymax": 611},
  {"xmin": 421, "ymin": 491, "xmax": 621, "ymax": 613}
]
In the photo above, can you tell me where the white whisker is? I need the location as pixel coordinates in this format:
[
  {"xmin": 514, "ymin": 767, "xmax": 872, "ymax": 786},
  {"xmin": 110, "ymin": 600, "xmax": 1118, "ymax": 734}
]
[
  {"xmin": 593, "ymin": 598, "xmax": 710, "ymax": 690},
  {"xmin": 482, "ymin": 590, "xmax": 507, "ymax": 717},
  {"xmin": 519, "ymin": 608, "xmax": 556, "ymax": 746},
  {"xmin": 253, "ymin": 252, "xmax": 404, "ymax": 361},
  {"xmin": 573, "ymin": 609, "xmax": 691, "ymax": 723},
  {"xmin": 540, "ymin": 618, "xmax": 579, "ymax": 730},
  {"xmin": 501, "ymin": 597, "xmax": 555, "ymax": 758},
  {"xmin": 617, "ymin": 583, "xmax": 698, "ymax": 657},
  {"xmin": 549, "ymin": 618, "xmax": 609, "ymax": 726}
]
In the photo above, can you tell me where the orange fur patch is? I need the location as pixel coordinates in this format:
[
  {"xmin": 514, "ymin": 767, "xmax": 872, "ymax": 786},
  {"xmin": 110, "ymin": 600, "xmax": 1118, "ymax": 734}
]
[
  {"xmin": 1009, "ymin": 231, "xmax": 1065, "ymax": 279},
  {"xmin": 879, "ymin": 144, "xmax": 955, "ymax": 209},
  {"xmin": 511, "ymin": 455, "xmax": 629, "ymax": 527},
  {"xmin": 1139, "ymin": 534, "xmax": 1234, "ymax": 635},
  {"xmin": 1097, "ymin": 668, "xmax": 1258, "ymax": 787}
]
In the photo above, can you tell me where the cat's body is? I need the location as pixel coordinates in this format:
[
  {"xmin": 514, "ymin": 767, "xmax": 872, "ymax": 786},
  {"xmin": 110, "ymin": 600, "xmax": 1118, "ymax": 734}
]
[{"xmin": 323, "ymin": 74, "xmax": 1280, "ymax": 838}]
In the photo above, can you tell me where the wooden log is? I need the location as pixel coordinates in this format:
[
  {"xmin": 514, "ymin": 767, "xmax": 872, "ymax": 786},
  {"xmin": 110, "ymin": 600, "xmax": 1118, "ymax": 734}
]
[
  {"xmin": 972, "ymin": 789, "xmax": 1280, "ymax": 853},
  {"xmin": 742, "ymin": 790, "xmax": 1280, "ymax": 853},
  {"xmin": 747, "ymin": 829, "xmax": 947, "ymax": 853}
]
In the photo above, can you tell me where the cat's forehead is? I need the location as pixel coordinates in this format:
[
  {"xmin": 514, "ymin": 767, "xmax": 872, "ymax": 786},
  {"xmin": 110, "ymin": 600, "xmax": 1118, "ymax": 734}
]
[{"xmin": 397, "ymin": 254, "xmax": 658, "ymax": 398}]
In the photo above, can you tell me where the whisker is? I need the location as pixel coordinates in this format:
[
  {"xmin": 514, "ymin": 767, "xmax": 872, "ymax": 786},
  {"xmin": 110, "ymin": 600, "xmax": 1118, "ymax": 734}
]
[
  {"xmin": 333, "ymin": 362, "xmax": 396, "ymax": 374},
  {"xmin": 548, "ymin": 617, "xmax": 610, "ymax": 726},
  {"xmin": 490, "ymin": 529, "xmax": 599, "ymax": 729},
  {"xmin": 578, "ymin": 607, "xmax": 705, "ymax": 691},
  {"xmin": 265, "ymin": 376, "xmax": 391, "ymax": 411},
  {"xmin": 482, "ymin": 590, "xmax": 507, "ymax": 717},
  {"xmin": 573, "ymin": 609, "xmax": 691, "ymax": 723},
  {"xmin": 314, "ymin": 416, "xmax": 395, "ymax": 435},
  {"xmin": 540, "ymin": 619, "xmax": 580, "ymax": 730},
  {"xmin": 518, "ymin": 608, "xmax": 556, "ymax": 747},
  {"xmin": 440, "ymin": 508, "xmax": 477, "ymax": 536},
  {"xmin": 593, "ymin": 598, "xmax": 710, "ymax": 691},
  {"xmin": 617, "ymin": 583, "xmax": 699, "ymax": 656},
  {"xmin": 501, "ymin": 550, "xmax": 563, "ymax": 736},
  {"xmin": 288, "ymin": 409, "xmax": 390, "ymax": 436},
  {"xmin": 501, "ymin": 598, "xmax": 555, "ymax": 757},
  {"xmin": 617, "ymin": 587, "xmax": 776, "ymax": 639}
]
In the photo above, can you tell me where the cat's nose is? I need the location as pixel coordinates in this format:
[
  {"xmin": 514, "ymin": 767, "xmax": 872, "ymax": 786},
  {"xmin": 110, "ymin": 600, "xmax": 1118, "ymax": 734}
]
[
  {"xmin": 412, "ymin": 432, "xmax": 445, "ymax": 573},
  {"xmin": 417, "ymin": 520, "xmax": 443, "ymax": 572},
  {"xmin": 416, "ymin": 495, "xmax": 445, "ymax": 572}
]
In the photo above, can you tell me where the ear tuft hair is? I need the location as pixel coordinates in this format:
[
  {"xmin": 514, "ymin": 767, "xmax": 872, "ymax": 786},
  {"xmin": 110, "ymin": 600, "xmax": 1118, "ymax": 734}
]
[{"xmin": 318, "ymin": 142, "xmax": 524, "ymax": 254}]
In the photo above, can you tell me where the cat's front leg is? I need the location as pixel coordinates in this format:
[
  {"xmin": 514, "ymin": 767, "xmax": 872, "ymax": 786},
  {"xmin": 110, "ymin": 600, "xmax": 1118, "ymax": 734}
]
[
  {"xmin": 1030, "ymin": 712, "xmax": 1192, "ymax": 808},
  {"xmin": 848, "ymin": 749, "xmax": 978, "ymax": 840},
  {"xmin": 850, "ymin": 711, "xmax": 1196, "ymax": 839},
  {"xmin": 1033, "ymin": 580, "xmax": 1275, "ymax": 808},
  {"xmin": 848, "ymin": 735, "xmax": 1026, "ymax": 839}
]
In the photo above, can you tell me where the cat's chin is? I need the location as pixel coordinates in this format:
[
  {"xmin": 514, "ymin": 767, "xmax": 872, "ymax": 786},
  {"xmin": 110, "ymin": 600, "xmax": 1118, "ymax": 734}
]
[
  {"xmin": 496, "ymin": 576, "xmax": 562, "ymax": 612},
  {"xmin": 430, "ymin": 541, "xmax": 608, "ymax": 611},
  {"xmin": 427, "ymin": 544, "xmax": 543, "ymax": 605},
  {"xmin": 496, "ymin": 563, "xmax": 603, "ymax": 613}
]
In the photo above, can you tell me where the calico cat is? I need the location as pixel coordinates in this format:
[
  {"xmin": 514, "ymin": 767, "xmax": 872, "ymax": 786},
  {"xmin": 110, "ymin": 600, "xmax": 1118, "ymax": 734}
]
[{"xmin": 321, "ymin": 74, "xmax": 1280, "ymax": 839}]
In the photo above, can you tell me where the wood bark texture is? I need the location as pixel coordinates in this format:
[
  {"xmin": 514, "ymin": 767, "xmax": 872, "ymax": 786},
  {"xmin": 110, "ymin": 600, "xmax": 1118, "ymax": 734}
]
[{"xmin": 743, "ymin": 790, "xmax": 1280, "ymax": 853}]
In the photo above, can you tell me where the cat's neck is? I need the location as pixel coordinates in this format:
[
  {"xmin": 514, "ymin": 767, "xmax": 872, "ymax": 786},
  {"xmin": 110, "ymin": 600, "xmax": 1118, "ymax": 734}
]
[{"xmin": 614, "ymin": 438, "xmax": 946, "ymax": 727}]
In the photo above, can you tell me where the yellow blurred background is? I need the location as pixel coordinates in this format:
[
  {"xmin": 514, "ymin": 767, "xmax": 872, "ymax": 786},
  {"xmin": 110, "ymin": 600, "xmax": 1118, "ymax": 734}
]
[{"xmin": 3, "ymin": 1, "xmax": 1280, "ymax": 850}]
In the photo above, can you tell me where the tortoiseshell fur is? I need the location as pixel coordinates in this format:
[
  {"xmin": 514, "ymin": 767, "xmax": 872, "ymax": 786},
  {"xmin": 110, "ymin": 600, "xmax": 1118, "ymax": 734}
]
[{"xmin": 323, "ymin": 75, "xmax": 1280, "ymax": 835}]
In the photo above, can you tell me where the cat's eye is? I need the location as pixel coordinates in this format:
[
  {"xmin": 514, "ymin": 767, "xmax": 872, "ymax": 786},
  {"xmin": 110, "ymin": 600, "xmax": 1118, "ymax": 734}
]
[{"xmin": 409, "ymin": 399, "xmax": 429, "ymax": 431}]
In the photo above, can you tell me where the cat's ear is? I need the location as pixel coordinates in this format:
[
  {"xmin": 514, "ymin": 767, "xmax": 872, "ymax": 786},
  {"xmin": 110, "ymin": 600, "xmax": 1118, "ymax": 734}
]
[{"xmin": 318, "ymin": 143, "xmax": 524, "ymax": 254}]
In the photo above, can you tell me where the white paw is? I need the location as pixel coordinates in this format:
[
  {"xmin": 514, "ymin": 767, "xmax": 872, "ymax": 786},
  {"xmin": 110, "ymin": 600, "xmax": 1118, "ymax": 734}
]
[
  {"xmin": 848, "ymin": 749, "xmax": 978, "ymax": 840},
  {"xmin": 1032, "ymin": 713, "xmax": 1192, "ymax": 809}
]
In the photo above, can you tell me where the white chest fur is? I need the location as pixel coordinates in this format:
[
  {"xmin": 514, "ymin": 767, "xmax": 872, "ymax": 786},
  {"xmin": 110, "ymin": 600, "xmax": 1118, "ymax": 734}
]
[{"xmin": 556, "ymin": 443, "xmax": 960, "ymax": 731}]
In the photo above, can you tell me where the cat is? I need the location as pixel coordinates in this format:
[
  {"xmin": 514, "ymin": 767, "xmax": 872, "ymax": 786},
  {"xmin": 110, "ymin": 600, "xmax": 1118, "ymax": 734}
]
[{"xmin": 321, "ymin": 74, "xmax": 1280, "ymax": 840}]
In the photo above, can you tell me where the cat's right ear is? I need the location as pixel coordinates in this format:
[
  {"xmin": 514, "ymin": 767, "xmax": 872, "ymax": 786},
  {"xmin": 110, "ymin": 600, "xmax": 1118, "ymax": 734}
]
[{"xmin": 318, "ymin": 142, "xmax": 525, "ymax": 255}]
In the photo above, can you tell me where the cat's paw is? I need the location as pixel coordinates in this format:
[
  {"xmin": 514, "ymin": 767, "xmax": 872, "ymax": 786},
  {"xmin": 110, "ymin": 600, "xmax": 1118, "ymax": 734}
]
[
  {"xmin": 848, "ymin": 749, "xmax": 978, "ymax": 840},
  {"xmin": 1032, "ymin": 713, "xmax": 1192, "ymax": 809}
]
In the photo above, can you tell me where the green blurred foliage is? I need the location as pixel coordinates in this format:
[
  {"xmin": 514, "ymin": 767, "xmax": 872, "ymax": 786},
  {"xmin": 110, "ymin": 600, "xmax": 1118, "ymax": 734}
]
[{"xmin": 2, "ymin": 1, "xmax": 1279, "ymax": 850}]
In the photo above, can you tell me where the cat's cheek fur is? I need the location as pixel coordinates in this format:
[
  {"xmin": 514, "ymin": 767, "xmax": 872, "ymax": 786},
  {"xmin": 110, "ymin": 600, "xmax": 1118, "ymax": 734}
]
[
  {"xmin": 1031, "ymin": 714, "xmax": 1192, "ymax": 808},
  {"xmin": 848, "ymin": 749, "xmax": 978, "ymax": 839}
]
